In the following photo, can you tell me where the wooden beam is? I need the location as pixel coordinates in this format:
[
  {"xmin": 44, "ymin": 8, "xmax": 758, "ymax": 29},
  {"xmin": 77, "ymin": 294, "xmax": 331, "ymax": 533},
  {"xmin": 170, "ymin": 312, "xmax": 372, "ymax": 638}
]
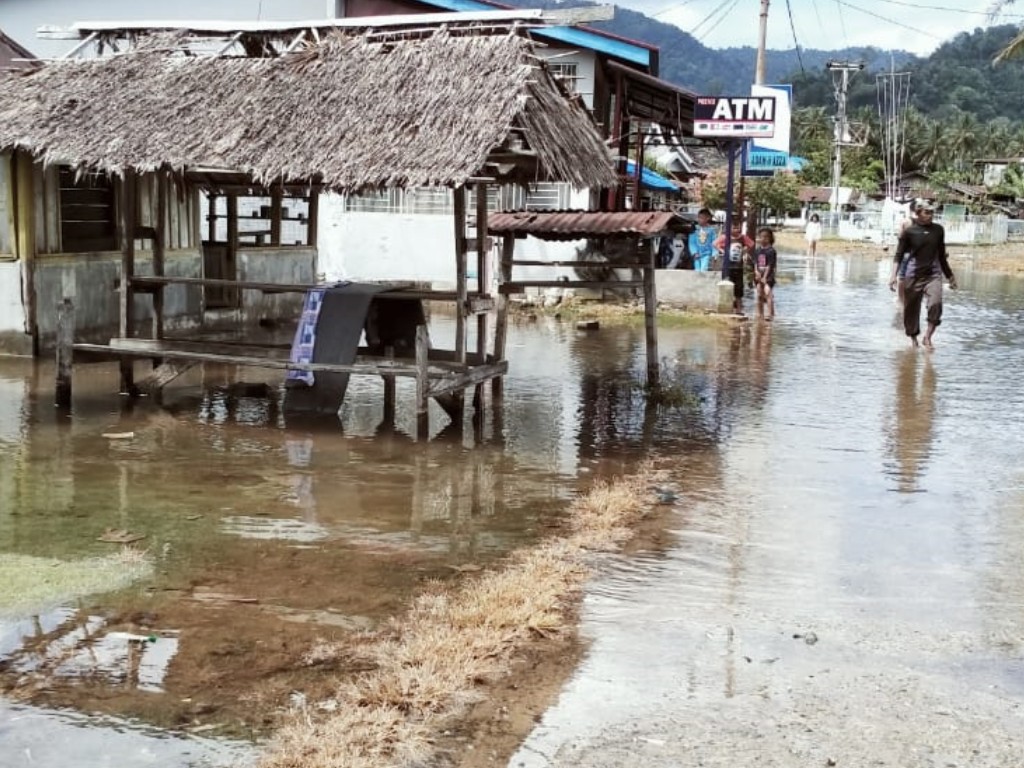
[
  {"xmin": 13, "ymin": 153, "xmax": 37, "ymax": 353},
  {"xmin": 511, "ymin": 259, "xmax": 646, "ymax": 268},
  {"xmin": 474, "ymin": 181, "xmax": 489, "ymax": 411},
  {"xmin": 152, "ymin": 173, "xmax": 167, "ymax": 342},
  {"xmin": 492, "ymin": 235, "xmax": 514, "ymax": 400},
  {"xmin": 306, "ymin": 188, "xmax": 319, "ymax": 248},
  {"xmin": 55, "ymin": 298, "xmax": 74, "ymax": 409},
  {"xmin": 453, "ymin": 186, "xmax": 467, "ymax": 364},
  {"xmin": 270, "ymin": 187, "xmax": 283, "ymax": 246},
  {"xmin": 429, "ymin": 361, "xmax": 509, "ymax": 398},
  {"xmin": 226, "ymin": 192, "xmax": 239, "ymax": 307},
  {"xmin": 207, "ymin": 193, "xmax": 217, "ymax": 242},
  {"xmin": 415, "ymin": 325, "xmax": 429, "ymax": 439},
  {"xmin": 642, "ymin": 239, "xmax": 659, "ymax": 387},
  {"xmin": 499, "ymin": 280, "xmax": 643, "ymax": 294},
  {"xmin": 118, "ymin": 170, "xmax": 137, "ymax": 395}
]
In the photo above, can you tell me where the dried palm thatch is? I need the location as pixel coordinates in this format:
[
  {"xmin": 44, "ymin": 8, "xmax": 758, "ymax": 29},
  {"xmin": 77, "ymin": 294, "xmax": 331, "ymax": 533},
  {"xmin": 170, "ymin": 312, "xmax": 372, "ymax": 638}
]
[{"xmin": 0, "ymin": 29, "xmax": 618, "ymax": 192}]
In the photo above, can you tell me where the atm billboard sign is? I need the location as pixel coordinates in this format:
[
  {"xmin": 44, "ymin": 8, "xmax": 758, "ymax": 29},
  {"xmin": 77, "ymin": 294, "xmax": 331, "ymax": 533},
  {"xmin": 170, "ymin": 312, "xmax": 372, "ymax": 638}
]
[{"xmin": 694, "ymin": 96, "xmax": 776, "ymax": 138}]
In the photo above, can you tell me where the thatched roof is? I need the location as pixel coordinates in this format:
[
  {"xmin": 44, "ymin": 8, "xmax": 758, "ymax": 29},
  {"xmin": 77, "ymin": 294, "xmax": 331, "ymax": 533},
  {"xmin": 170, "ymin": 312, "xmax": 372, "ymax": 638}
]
[{"xmin": 0, "ymin": 29, "xmax": 617, "ymax": 192}]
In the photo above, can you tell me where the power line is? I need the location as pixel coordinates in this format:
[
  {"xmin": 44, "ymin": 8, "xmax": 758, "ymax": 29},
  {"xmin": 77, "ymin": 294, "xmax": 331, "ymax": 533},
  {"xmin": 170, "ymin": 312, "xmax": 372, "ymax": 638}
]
[
  {"xmin": 695, "ymin": 0, "xmax": 742, "ymax": 41},
  {"xmin": 835, "ymin": 0, "xmax": 848, "ymax": 45},
  {"xmin": 649, "ymin": 0, "xmax": 701, "ymax": 20},
  {"xmin": 835, "ymin": 0, "xmax": 941, "ymax": 38},
  {"xmin": 876, "ymin": 0, "xmax": 1024, "ymax": 16},
  {"xmin": 785, "ymin": 0, "xmax": 806, "ymax": 75}
]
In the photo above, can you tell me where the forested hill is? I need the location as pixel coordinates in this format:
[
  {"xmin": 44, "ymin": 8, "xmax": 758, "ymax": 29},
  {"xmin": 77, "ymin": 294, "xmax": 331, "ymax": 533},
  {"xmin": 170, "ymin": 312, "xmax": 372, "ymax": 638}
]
[
  {"xmin": 585, "ymin": 5, "xmax": 914, "ymax": 96},
  {"xmin": 511, "ymin": 1, "xmax": 1024, "ymax": 123},
  {"xmin": 787, "ymin": 25, "xmax": 1024, "ymax": 121}
]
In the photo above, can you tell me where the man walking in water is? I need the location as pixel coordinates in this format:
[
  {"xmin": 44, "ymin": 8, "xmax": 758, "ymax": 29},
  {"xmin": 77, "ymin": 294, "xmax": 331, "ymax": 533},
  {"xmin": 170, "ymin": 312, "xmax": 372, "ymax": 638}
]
[{"xmin": 888, "ymin": 199, "xmax": 958, "ymax": 349}]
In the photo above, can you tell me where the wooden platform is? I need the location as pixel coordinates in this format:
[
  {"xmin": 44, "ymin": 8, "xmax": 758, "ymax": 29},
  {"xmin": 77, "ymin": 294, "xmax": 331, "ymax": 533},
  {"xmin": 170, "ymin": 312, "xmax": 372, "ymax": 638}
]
[{"xmin": 72, "ymin": 335, "xmax": 507, "ymax": 401}]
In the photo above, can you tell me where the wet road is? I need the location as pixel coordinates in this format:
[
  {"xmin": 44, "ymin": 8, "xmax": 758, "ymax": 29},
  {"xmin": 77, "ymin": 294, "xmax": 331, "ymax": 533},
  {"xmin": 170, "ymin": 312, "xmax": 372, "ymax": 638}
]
[
  {"xmin": 2, "ymin": 251, "xmax": 1023, "ymax": 766},
  {"xmin": 512, "ymin": 254, "xmax": 1024, "ymax": 766}
]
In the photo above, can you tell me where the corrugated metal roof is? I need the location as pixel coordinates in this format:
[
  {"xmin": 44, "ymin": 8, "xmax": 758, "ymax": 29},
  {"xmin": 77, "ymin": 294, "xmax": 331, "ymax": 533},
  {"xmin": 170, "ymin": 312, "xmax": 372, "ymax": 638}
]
[{"xmin": 487, "ymin": 210, "xmax": 684, "ymax": 240}]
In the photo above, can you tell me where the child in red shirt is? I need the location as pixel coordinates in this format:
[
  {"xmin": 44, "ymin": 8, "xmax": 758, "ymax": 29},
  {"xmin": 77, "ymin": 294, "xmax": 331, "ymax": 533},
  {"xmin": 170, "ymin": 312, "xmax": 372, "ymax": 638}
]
[{"xmin": 714, "ymin": 224, "xmax": 754, "ymax": 314}]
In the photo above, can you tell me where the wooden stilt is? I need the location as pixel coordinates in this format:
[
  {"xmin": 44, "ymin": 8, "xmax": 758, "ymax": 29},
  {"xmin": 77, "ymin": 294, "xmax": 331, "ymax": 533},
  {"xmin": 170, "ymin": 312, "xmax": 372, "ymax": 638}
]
[
  {"xmin": 151, "ymin": 172, "xmax": 167, "ymax": 345},
  {"xmin": 491, "ymin": 235, "xmax": 514, "ymax": 399},
  {"xmin": 118, "ymin": 170, "xmax": 138, "ymax": 396},
  {"xmin": 642, "ymin": 236, "xmax": 659, "ymax": 388},
  {"xmin": 415, "ymin": 325, "xmax": 429, "ymax": 440},
  {"xmin": 382, "ymin": 344, "xmax": 396, "ymax": 425},
  {"xmin": 207, "ymin": 193, "xmax": 217, "ymax": 243},
  {"xmin": 473, "ymin": 182, "xmax": 490, "ymax": 412},
  {"xmin": 270, "ymin": 186, "xmax": 283, "ymax": 246},
  {"xmin": 306, "ymin": 188, "xmax": 319, "ymax": 248},
  {"xmin": 55, "ymin": 298, "xmax": 74, "ymax": 409},
  {"xmin": 453, "ymin": 186, "xmax": 467, "ymax": 363}
]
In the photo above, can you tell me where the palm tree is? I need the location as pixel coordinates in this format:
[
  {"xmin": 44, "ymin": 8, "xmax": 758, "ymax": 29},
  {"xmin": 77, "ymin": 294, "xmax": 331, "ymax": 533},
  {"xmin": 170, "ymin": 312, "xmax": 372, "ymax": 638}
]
[{"xmin": 989, "ymin": 1, "xmax": 1024, "ymax": 62}]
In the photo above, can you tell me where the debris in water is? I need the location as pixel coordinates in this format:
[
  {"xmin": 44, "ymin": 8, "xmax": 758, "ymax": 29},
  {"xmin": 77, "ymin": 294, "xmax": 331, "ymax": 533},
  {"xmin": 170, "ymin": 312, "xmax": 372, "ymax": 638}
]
[
  {"xmin": 101, "ymin": 431, "xmax": 135, "ymax": 440},
  {"xmin": 97, "ymin": 528, "xmax": 146, "ymax": 544}
]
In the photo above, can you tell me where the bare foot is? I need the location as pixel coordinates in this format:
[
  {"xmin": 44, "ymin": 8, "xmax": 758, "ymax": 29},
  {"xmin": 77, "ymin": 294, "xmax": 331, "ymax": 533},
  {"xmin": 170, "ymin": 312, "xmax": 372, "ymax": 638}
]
[
  {"xmin": 922, "ymin": 336, "xmax": 934, "ymax": 350},
  {"xmin": 910, "ymin": 336, "xmax": 919, "ymax": 348}
]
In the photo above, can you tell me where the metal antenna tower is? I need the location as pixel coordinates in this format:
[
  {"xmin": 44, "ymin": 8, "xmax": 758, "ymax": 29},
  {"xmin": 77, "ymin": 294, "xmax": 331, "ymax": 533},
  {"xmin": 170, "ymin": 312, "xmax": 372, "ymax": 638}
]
[
  {"xmin": 826, "ymin": 60, "xmax": 864, "ymax": 213},
  {"xmin": 876, "ymin": 60, "xmax": 911, "ymax": 202}
]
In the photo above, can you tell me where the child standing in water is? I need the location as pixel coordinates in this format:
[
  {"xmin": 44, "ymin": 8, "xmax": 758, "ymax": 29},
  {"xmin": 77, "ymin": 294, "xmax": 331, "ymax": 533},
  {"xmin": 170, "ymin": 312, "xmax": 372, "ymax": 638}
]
[{"xmin": 753, "ymin": 227, "xmax": 778, "ymax": 320}]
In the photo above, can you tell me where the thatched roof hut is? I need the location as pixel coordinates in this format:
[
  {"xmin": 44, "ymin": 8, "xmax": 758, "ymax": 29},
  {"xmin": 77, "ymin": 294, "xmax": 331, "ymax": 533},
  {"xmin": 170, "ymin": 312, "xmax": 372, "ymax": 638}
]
[{"xmin": 0, "ymin": 27, "xmax": 617, "ymax": 192}]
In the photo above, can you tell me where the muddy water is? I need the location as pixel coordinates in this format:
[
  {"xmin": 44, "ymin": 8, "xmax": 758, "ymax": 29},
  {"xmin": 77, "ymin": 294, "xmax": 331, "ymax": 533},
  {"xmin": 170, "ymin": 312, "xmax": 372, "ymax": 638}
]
[
  {"xmin": 2, "ymin": 253, "xmax": 1023, "ymax": 767},
  {"xmin": 512, "ymin": 255, "xmax": 1024, "ymax": 767}
]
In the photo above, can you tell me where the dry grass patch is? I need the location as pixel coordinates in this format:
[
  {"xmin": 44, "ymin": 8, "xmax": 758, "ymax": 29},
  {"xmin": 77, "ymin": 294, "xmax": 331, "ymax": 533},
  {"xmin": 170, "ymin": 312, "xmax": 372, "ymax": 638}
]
[{"xmin": 257, "ymin": 468, "xmax": 660, "ymax": 768}]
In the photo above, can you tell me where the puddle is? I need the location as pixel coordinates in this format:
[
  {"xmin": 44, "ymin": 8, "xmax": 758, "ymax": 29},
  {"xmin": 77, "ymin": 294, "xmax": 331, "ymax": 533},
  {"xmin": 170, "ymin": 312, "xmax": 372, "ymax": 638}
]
[{"xmin": 3, "ymin": 254, "xmax": 1024, "ymax": 766}]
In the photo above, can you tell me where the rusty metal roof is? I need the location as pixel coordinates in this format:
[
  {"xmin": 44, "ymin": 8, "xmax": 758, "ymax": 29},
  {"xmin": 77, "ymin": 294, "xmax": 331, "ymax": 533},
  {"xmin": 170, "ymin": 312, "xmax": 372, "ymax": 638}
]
[{"xmin": 487, "ymin": 210, "xmax": 688, "ymax": 240}]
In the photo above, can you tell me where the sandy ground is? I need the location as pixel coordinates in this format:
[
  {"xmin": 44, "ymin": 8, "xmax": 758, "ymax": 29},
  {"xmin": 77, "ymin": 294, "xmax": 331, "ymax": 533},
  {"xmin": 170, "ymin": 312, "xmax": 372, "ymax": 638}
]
[{"xmin": 774, "ymin": 229, "xmax": 1024, "ymax": 276}]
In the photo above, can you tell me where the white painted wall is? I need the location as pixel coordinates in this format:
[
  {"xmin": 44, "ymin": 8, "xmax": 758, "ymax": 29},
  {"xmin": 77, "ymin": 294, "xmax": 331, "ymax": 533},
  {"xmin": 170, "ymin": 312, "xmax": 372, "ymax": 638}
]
[
  {"xmin": 0, "ymin": 262, "xmax": 24, "ymax": 333},
  {"xmin": 545, "ymin": 46, "xmax": 596, "ymax": 111},
  {"xmin": 318, "ymin": 190, "xmax": 594, "ymax": 290}
]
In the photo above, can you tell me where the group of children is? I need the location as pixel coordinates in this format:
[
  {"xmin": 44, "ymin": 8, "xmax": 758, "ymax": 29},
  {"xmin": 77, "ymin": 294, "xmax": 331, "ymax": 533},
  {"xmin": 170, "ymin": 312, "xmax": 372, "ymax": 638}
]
[{"xmin": 658, "ymin": 210, "xmax": 778, "ymax": 319}]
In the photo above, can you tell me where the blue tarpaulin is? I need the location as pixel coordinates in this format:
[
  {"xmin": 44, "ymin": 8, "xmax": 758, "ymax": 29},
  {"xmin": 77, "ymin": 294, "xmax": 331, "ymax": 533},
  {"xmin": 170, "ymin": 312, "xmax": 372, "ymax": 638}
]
[{"xmin": 625, "ymin": 161, "xmax": 679, "ymax": 192}]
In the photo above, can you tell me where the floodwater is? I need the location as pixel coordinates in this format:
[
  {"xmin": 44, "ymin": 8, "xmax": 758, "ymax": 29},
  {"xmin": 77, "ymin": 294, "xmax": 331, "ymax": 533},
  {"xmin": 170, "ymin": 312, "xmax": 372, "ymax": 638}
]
[
  {"xmin": 1, "ymin": 251, "xmax": 1023, "ymax": 767},
  {"xmin": 512, "ymin": 254, "xmax": 1024, "ymax": 766}
]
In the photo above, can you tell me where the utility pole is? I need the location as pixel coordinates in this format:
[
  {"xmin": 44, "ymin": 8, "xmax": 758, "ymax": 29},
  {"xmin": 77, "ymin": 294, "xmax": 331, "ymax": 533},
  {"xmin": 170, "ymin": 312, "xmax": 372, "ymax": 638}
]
[
  {"xmin": 755, "ymin": 0, "xmax": 769, "ymax": 86},
  {"xmin": 826, "ymin": 60, "xmax": 864, "ymax": 213},
  {"xmin": 740, "ymin": 0, "xmax": 770, "ymax": 238}
]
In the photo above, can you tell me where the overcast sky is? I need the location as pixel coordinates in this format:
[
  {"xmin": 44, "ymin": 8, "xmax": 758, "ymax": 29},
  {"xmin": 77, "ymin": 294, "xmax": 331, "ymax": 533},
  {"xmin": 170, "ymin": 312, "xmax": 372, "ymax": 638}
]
[{"xmin": 3, "ymin": 0, "xmax": 1021, "ymax": 58}]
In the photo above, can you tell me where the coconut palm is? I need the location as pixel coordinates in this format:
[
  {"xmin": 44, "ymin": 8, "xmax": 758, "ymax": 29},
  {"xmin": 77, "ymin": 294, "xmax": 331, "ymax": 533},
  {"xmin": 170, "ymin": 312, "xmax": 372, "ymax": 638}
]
[{"xmin": 989, "ymin": 1, "xmax": 1024, "ymax": 61}]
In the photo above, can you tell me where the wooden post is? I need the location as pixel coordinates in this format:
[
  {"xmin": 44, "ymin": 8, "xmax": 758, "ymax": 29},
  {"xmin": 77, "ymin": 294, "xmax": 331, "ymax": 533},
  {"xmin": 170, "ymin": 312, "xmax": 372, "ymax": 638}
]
[
  {"xmin": 270, "ymin": 186, "xmax": 283, "ymax": 246},
  {"xmin": 151, "ymin": 173, "xmax": 167, "ymax": 342},
  {"xmin": 491, "ymin": 234, "xmax": 514, "ymax": 399},
  {"xmin": 382, "ymin": 344, "xmax": 396, "ymax": 425},
  {"xmin": 642, "ymin": 236, "xmax": 659, "ymax": 388},
  {"xmin": 453, "ymin": 186, "xmax": 467, "ymax": 364},
  {"xmin": 473, "ymin": 182, "xmax": 489, "ymax": 411},
  {"xmin": 306, "ymin": 188, "xmax": 319, "ymax": 248},
  {"xmin": 207, "ymin": 193, "xmax": 217, "ymax": 243},
  {"xmin": 118, "ymin": 170, "xmax": 137, "ymax": 395},
  {"xmin": 226, "ymin": 193, "xmax": 239, "ymax": 308},
  {"xmin": 415, "ymin": 325, "xmax": 429, "ymax": 440},
  {"xmin": 13, "ymin": 153, "xmax": 38, "ymax": 354},
  {"xmin": 55, "ymin": 298, "xmax": 74, "ymax": 409}
]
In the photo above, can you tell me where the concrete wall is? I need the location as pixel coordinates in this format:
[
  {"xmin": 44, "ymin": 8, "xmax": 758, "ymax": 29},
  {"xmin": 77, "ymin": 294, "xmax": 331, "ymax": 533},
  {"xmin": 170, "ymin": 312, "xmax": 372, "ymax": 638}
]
[
  {"xmin": 656, "ymin": 270, "xmax": 734, "ymax": 313},
  {"xmin": 236, "ymin": 246, "xmax": 316, "ymax": 322},
  {"xmin": 0, "ymin": 260, "xmax": 30, "ymax": 354},
  {"xmin": 33, "ymin": 250, "xmax": 203, "ymax": 346}
]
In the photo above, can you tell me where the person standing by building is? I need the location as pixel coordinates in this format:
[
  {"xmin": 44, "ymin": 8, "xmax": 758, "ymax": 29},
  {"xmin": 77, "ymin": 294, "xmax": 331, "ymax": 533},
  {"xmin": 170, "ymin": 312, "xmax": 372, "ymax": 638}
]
[
  {"xmin": 805, "ymin": 213, "xmax": 822, "ymax": 258},
  {"xmin": 689, "ymin": 208, "xmax": 717, "ymax": 272},
  {"xmin": 888, "ymin": 199, "xmax": 958, "ymax": 349},
  {"xmin": 752, "ymin": 227, "xmax": 778, "ymax": 320},
  {"xmin": 715, "ymin": 221, "xmax": 754, "ymax": 314}
]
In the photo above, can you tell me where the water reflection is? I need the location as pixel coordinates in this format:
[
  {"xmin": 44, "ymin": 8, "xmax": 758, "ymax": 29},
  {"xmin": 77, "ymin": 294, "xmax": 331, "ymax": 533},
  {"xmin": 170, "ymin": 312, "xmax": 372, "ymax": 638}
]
[{"xmin": 885, "ymin": 352, "xmax": 937, "ymax": 493}]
